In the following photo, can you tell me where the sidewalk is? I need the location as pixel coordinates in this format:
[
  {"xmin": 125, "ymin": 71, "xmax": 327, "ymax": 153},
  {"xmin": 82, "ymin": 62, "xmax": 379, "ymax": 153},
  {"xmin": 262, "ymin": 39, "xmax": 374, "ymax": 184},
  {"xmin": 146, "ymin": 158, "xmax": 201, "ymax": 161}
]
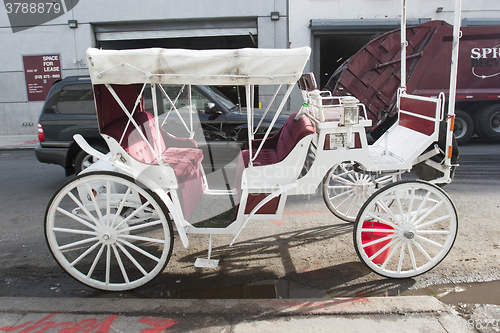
[
  {"xmin": 0, "ymin": 296, "xmax": 472, "ymax": 333},
  {"xmin": 0, "ymin": 135, "xmax": 39, "ymax": 150}
]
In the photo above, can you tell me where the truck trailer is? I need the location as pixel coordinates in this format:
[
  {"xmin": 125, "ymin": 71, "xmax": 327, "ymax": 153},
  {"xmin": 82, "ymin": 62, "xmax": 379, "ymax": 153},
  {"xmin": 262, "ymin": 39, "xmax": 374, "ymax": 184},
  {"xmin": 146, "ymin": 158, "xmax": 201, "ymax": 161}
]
[{"xmin": 325, "ymin": 20, "xmax": 500, "ymax": 145}]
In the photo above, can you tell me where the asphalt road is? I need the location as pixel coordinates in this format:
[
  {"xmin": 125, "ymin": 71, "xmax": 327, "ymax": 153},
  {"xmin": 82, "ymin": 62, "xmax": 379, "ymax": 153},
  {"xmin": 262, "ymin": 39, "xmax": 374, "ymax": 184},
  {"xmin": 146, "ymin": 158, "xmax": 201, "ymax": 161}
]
[{"xmin": 0, "ymin": 141, "xmax": 499, "ymax": 304}]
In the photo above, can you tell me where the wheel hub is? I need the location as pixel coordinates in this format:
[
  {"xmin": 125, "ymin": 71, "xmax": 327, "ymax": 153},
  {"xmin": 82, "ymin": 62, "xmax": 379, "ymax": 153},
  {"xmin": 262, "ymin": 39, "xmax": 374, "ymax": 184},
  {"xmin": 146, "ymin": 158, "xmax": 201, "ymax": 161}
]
[
  {"xmin": 398, "ymin": 223, "xmax": 417, "ymax": 241},
  {"xmin": 353, "ymin": 179, "xmax": 372, "ymax": 195},
  {"xmin": 97, "ymin": 226, "xmax": 118, "ymax": 245},
  {"xmin": 403, "ymin": 230, "xmax": 415, "ymax": 239}
]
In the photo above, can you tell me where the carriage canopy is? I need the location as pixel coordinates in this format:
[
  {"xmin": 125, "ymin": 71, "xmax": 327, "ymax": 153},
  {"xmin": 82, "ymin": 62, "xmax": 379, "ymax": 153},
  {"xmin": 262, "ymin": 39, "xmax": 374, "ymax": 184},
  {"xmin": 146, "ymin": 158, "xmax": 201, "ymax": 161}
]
[{"xmin": 86, "ymin": 47, "xmax": 311, "ymax": 86}]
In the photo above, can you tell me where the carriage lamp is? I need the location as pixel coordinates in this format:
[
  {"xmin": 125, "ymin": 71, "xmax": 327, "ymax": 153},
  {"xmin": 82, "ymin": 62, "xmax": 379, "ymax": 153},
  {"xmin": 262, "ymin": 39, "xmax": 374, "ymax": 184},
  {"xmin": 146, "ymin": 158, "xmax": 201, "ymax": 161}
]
[{"xmin": 341, "ymin": 96, "xmax": 360, "ymax": 125}]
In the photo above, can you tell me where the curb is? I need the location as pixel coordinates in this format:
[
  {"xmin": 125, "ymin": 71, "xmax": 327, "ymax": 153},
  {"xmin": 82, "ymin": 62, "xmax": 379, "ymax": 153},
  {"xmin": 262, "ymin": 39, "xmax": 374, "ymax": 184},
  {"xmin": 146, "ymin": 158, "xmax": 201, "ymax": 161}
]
[
  {"xmin": 0, "ymin": 146, "xmax": 37, "ymax": 151},
  {"xmin": 0, "ymin": 296, "xmax": 450, "ymax": 317}
]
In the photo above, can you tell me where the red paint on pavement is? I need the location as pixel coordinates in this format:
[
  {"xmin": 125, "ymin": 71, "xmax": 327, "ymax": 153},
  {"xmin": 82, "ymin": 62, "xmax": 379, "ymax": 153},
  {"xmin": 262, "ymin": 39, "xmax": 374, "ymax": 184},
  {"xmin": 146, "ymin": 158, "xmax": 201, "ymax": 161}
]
[{"xmin": 0, "ymin": 314, "xmax": 178, "ymax": 333}]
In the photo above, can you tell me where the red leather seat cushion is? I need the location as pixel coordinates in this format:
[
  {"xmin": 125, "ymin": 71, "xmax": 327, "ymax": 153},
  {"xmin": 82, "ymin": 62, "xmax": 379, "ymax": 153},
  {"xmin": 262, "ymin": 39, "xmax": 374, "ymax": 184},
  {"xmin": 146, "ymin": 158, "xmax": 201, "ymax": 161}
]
[
  {"xmin": 241, "ymin": 149, "xmax": 279, "ymax": 168},
  {"xmin": 161, "ymin": 147, "xmax": 204, "ymax": 183},
  {"xmin": 241, "ymin": 113, "xmax": 315, "ymax": 167}
]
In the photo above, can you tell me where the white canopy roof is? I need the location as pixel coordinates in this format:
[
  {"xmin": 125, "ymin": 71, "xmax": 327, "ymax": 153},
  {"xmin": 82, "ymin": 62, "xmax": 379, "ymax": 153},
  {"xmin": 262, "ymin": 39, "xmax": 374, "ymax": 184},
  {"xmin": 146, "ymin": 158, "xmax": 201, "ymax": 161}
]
[{"xmin": 85, "ymin": 47, "xmax": 311, "ymax": 85}]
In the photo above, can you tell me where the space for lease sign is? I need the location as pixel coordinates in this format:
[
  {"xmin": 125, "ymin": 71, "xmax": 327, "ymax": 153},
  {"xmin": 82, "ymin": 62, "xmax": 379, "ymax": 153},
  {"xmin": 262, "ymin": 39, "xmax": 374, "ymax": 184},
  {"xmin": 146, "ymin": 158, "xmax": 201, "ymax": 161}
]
[{"xmin": 23, "ymin": 54, "xmax": 61, "ymax": 101}]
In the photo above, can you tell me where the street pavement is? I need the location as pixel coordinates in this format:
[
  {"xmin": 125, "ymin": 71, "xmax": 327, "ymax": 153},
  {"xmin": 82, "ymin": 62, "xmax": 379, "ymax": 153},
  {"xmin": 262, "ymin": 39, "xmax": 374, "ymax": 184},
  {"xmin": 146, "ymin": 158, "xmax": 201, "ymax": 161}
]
[
  {"xmin": 0, "ymin": 135, "xmax": 39, "ymax": 150},
  {"xmin": 0, "ymin": 296, "xmax": 472, "ymax": 333},
  {"xmin": 0, "ymin": 134, "xmax": 484, "ymax": 332}
]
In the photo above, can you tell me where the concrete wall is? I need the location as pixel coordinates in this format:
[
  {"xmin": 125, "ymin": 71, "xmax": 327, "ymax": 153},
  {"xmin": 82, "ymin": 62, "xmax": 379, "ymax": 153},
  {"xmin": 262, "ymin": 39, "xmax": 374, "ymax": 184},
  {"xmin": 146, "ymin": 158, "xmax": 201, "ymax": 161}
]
[
  {"xmin": 1, "ymin": 0, "xmax": 499, "ymax": 135},
  {"xmin": 0, "ymin": 0, "xmax": 288, "ymax": 135}
]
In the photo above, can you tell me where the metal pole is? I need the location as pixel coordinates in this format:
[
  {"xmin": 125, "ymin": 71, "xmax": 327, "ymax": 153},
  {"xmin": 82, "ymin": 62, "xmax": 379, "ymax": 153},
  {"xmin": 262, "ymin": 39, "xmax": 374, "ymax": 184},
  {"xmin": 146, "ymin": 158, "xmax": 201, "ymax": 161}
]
[
  {"xmin": 446, "ymin": 0, "xmax": 462, "ymax": 164},
  {"xmin": 400, "ymin": 0, "xmax": 407, "ymax": 90}
]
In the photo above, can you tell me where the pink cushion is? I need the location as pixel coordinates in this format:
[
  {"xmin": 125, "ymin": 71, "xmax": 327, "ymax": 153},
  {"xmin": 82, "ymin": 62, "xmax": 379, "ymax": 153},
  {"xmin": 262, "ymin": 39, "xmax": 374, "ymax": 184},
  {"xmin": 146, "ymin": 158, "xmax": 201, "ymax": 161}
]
[
  {"xmin": 101, "ymin": 111, "xmax": 204, "ymax": 221},
  {"xmin": 240, "ymin": 113, "xmax": 315, "ymax": 168},
  {"xmin": 275, "ymin": 113, "xmax": 316, "ymax": 161},
  {"xmin": 160, "ymin": 148, "xmax": 204, "ymax": 183},
  {"xmin": 161, "ymin": 148, "xmax": 204, "ymax": 221}
]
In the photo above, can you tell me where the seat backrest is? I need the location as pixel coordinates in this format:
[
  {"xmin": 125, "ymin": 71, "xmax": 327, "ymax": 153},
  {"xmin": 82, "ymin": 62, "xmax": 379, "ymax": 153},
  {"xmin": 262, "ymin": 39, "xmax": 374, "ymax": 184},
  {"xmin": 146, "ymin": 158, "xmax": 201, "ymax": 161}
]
[
  {"xmin": 102, "ymin": 111, "xmax": 165, "ymax": 164},
  {"xmin": 275, "ymin": 113, "xmax": 316, "ymax": 161}
]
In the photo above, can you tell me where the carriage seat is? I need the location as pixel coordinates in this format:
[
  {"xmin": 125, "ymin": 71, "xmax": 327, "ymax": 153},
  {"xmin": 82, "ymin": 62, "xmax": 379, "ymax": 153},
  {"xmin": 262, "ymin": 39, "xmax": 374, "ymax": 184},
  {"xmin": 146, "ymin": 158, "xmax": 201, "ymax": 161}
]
[
  {"xmin": 101, "ymin": 111, "xmax": 202, "ymax": 175},
  {"xmin": 241, "ymin": 113, "xmax": 315, "ymax": 167},
  {"xmin": 101, "ymin": 111, "xmax": 204, "ymax": 220}
]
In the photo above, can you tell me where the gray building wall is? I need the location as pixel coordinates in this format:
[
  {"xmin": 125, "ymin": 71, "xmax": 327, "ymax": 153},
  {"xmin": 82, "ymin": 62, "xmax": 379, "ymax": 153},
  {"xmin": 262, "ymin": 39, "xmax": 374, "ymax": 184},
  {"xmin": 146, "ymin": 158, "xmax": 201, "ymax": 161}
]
[
  {"xmin": 1, "ymin": 0, "xmax": 499, "ymax": 135},
  {"xmin": 0, "ymin": 0, "xmax": 288, "ymax": 135}
]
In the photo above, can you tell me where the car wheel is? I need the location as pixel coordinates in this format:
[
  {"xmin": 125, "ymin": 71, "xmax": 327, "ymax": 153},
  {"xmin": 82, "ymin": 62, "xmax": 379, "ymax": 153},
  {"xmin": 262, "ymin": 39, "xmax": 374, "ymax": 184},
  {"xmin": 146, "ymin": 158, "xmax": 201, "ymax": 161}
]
[
  {"xmin": 477, "ymin": 104, "xmax": 500, "ymax": 141},
  {"xmin": 74, "ymin": 150, "xmax": 97, "ymax": 175},
  {"xmin": 453, "ymin": 110, "xmax": 474, "ymax": 145}
]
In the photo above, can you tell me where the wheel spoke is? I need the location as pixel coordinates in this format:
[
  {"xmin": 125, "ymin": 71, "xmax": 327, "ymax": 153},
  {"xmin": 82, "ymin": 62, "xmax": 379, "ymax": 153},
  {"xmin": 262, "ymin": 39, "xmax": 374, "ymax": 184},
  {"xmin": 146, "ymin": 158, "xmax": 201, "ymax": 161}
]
[
  {"xmin": 397, "ymin": 241, "xmax": 406, "ymax": 273},
  {"xmin": 330, "ymin": 189, "xmax": 354, "ymax": 201},
  {"xmin": 332, "ymin": 175, "xmax": 355, "ymax": 187},
  {"xmin": 415, "ymin": 214, "xmax": 451, "ymax": 229},
  {"xmin": 417, "ymin": 230, "xmax": 451, "ymax": 235},
  {"xmin": 381, "ymin": 241, "xmax": 402, "ymax": 269},
  {"xmin": 345, "ymin": 192, "xmax": 356, "ymax": 215},
  {"xmin": 111, "ymin": 187, "xmax": 132, "ymax": 228},
  {"xmin": 114, "ymin": 200, "xmax": 151, "ymax": 231},
  {"xmin": 58, "ymin": 237, "xmax": 99, "ymax": 251},
  {"xmin": 407, "ymin": 241, "xmax": 417, "ymax": 271},
  {"xmin": 70, "ymin": 241, "xmax": 101, "ymax": 267},
  {"xmin": 406, "ymin": 188, "xmax": 415, "ymax": 223},
  {"xmin": 376, "ymin": 199, "xmax": 398, "ymax": 224},
  {"xmin": 105, "ymin": 245, "xmax": 111, "ymax": 285},
  {"xmin": 409, "ymin": 191, "xmax": 431, "ymax": 224},
  {"xmin": 415, "ymin": 235, "xmax": 445, "ymax": 249},
  {"xmin": 56, "ymin": 207, "xmax": 98, "ymax": 231},
  {"xmin": 368, "ymin": 238, "xmax": 397, "ymax": 261},
  {"xmin": 120, "ymin": 234, "xmax": 166, "ymax": 244},
  {"xmin": 365, "ymin": 212, "xmax": 398, "ymax": 229},
  {"xmin": 362, "ymin": 234, "xmax": 395, "ymax": 248},
  {"xmin": 340, "ymin": 164, "xmax": 357, "ymax": 183},
  {"xmin": 118, "ymin": 220, "xmax": 163, "ymax": 233},
  {"xmin": 87, "ymin": 243, "xmax": 105, "ymax": 278},
  {"xmin": 394, "ymin": 190, "xmax": 405, "ymax": 221},
  {"xmin": 411, "ymin": 239, "xmax": 433, "ymax": 262},
  {"xmin": 118, "ymin": 239, "xmax": 161, "ymax": 262},
  {"xmin": 112, "ymin": 244, "xmax": 130, "ymax": 284},
  {"xmin": 86, "ymin": 183, "xmax": 105, "ymax": 227},
  {"xmin": 53, "ymin": 227, "xmax": 96, "ymax": 236},
  {"xmin": 360, "ymin": 228, "xmax": 397, "ymax": 233},
  {"xmin": 115, "ymin": 242, "xmax": 148, "ymax": 276},
  {"xmin": 336, "ymin": 191, "xmax": 355, "ymax": 209},
  {"xmin": 67, "ymin": 192, "xmax": 99, "ymax": 227},
  {"xmin": 413, "ymin": 201, "xmax": 444, "ymax": 227},
  {"xmin": 328, "ymin": 185, "xmax": 353, "ymax": 190}
]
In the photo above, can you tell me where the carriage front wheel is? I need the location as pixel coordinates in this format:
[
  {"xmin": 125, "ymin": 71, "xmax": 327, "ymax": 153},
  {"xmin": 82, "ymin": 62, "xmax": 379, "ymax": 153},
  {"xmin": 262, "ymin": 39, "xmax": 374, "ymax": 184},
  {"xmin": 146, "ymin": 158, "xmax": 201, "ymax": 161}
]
[
  {"xmin": 322, "ymin": 162, "xmax": 400, "ymax": 223},
  {"xmin": 45, "ymin": 171, "xmax": 174, "ymax": 291},
  {"xmin": 353, "ymin": 180, "xmax": 457, "ymax": 278}
]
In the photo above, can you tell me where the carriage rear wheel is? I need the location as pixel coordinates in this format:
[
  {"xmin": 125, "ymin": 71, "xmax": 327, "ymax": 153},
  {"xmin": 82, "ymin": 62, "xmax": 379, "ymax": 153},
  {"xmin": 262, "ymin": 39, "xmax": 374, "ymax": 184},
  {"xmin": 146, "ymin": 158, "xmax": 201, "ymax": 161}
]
[
  {"xmin": 322, "ymin": 162, "xmax": 399, "ymax": 222},
  {"xmin": 45, "ymin": 171, "xmax": 174, "ymax": 291},
  {"xmin": 353, "ymin": 180, "xmax": 457, "ymax": 278}
]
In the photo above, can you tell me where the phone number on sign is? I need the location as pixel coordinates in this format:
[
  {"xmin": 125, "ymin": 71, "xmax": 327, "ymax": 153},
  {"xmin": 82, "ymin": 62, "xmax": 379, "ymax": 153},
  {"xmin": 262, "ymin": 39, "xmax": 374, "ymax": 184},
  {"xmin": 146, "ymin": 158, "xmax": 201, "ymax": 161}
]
[{"xmin": 5, "ymin": 2, "xmax": 61, "ymax": 14}]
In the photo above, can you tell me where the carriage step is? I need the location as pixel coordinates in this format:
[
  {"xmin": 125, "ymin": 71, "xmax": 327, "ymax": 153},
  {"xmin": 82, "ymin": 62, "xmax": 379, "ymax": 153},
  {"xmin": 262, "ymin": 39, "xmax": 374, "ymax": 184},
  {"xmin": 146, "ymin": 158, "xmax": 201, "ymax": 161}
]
[
  {"xmin": 194, "ymin": 258, "xmax": 219, "ymax": 269},
  {"xmin": 194, "ymin": 234, "xmax": 219, "ymax": 268}
]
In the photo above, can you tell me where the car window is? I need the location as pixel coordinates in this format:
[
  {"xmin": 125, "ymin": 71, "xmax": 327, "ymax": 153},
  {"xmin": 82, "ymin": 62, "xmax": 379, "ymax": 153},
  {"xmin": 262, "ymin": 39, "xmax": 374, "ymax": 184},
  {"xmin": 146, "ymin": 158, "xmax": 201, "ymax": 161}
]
[
  {"xmin": 56, "ymin": 83, "xmax": 95, "ymax": 114},
  {"xmin": 161, "ymin": 85, "xmax": 214, "ymax": 114}
]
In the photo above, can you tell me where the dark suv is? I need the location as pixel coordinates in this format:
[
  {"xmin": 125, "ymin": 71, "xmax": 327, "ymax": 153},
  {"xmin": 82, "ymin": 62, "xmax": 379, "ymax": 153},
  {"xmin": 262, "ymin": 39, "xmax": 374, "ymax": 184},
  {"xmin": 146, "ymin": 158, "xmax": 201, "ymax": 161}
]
[{"xmin": 36, "ymin": 76, "xmax": 286, "ymax": 175}]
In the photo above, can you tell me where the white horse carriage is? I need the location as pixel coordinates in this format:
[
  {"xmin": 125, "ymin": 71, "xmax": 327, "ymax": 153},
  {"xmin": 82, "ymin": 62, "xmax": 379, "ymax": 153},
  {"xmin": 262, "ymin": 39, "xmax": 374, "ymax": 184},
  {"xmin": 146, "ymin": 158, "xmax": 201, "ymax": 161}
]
[{"xmin": 44, "ymin": 43, "xmax": 459, "ymax": 291}]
